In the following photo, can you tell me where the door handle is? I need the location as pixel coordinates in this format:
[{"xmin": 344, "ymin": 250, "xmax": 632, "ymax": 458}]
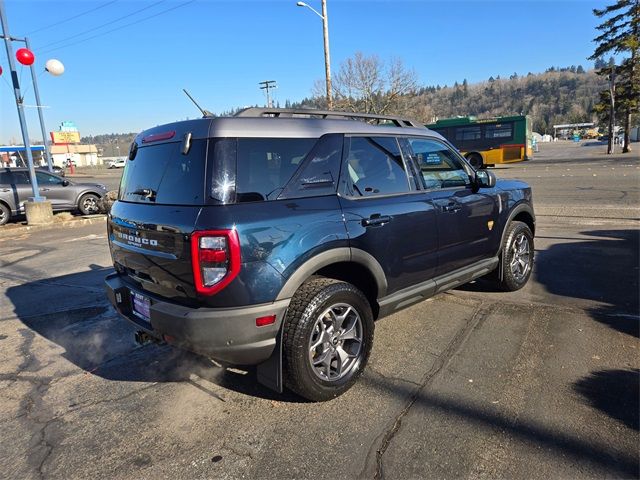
[
  {"xmin": 441, "ymin": 202, "xmax": 461, "ymax": 213},
  {"xmin": 39, "ymin": 188, "xmax": 50, "ymax": 192},
  {"xmin": 1, "ymin": 188, "xmax": 10, "ymax": 192},
  {"xmin": 362, "ymin": 214, "xmax": 392, "ymax": 227}
]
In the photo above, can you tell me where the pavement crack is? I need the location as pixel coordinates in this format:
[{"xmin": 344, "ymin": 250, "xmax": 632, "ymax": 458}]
[
  {"xmin": 368, "ymin": 303, "xmax": 493, "ymax": 480},
  {"xmin": 35, "ymin": 418, "xmax": 56, "ymax": 479}
]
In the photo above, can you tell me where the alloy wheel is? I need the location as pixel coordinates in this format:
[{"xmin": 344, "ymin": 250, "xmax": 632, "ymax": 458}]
[
  {"xmin": 82, "ymin": 196, "xmax": 99, "ymax": 214},
  {"xmin": 308, "ymin": 303, "xmax": 363, "ymax": 382},
  {"xmin": 510, "ymin": 232, "xmax": 531, "ymax": 282}
]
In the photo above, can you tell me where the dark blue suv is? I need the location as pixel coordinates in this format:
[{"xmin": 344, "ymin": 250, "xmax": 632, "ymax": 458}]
[{"xmin": 105, "ymin": 108, "xmax": 535, "ymax": 401}]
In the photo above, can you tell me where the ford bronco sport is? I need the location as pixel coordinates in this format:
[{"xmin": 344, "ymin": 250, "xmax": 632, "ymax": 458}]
[{"xmin": 105, "ymin": 108, "xmax": 535, "ymax": 401}]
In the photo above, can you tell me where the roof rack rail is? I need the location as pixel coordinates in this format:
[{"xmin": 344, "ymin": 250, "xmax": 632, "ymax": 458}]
[{"xmin": 234, "ymin": 107, "xmax": 425, "ymax": 129}]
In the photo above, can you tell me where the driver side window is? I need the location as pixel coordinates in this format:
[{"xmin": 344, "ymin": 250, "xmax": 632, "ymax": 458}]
[
  {"xmin": 407, "ymin": 138, "xmax": 471, "ymax": 190},
  {"xmin": 35, "ymin": 171, "xmax": 62, "ymax": 185}
]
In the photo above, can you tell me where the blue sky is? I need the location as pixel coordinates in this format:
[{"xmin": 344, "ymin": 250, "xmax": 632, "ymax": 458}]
[{"xmin": 1, "ymin": 0, "xmax": 608, "ymax": 143}]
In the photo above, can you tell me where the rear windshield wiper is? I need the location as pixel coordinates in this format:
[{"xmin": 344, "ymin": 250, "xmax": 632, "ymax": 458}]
[{"xmin": 130, "ymin": 188, "xmax": 156, "ymax": 200}]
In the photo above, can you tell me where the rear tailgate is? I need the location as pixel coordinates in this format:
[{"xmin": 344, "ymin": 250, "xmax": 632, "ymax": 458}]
[{"xmin": 108, "ymin": 203, "xmax": 201, "ymax": 303}]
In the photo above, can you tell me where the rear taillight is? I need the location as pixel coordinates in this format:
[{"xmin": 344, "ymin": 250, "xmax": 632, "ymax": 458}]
[{"xmin": 191, "ymin": 229, "xmax": 241, "ymax": 295}]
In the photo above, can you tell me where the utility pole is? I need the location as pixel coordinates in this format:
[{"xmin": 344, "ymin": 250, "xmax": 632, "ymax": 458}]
[
  {"xmin": 608, "ymin": 66, "xmax": 615, "ymax": 155},
  {"xmin": 259, "ymin": 80, "xmax": 277, "ymax": 108},
  {"xmin": 0, "ymin": 0, "xmax": 42, "ymax": 201},
  {"xmin": 320, "ymin": 0, "xmax": 332, "ymax": 110}
]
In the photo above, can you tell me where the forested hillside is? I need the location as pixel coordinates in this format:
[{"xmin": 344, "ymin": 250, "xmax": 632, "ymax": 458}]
[
  {"xmin": 414, "ymin": 69, "xmax": 608, "ymax": 134},
  {"xmin": 290, "ymin": 67, "xmax": 609, "ymax": 134}
]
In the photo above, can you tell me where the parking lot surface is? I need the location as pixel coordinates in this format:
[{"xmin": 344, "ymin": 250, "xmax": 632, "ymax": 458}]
[{"xmin": 1, "ymin": 143, "xmax": 638, "ymax": 479}]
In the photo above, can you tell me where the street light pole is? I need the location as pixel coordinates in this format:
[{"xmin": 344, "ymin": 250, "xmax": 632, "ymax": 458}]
[
  {"xmin": 297, "ymin": 1, "xmax": 333, "ymax": 110},
  {"xmin": 320, "ymin": 0, "xmax": 332, "ymax": 110},
  {"xmin": 0, "ymin": 0, "xmax": 42, "ymax": 201}
]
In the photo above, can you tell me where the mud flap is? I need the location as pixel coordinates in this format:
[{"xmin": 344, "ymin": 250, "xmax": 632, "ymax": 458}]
[{"xmin": 256, "ymin": 325, "xmax": 283, "ymax": 393}]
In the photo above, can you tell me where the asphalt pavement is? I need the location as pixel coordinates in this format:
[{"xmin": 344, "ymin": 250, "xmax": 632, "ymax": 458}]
[{"xmin": 0, "ymin": 142, "xmax": 638, "ymax": 479}]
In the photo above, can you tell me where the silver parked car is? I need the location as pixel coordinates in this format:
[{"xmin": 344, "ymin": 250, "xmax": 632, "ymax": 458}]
[{"xmin": 0, "ymin": 168, "xmax": 108, "ymax": 225}]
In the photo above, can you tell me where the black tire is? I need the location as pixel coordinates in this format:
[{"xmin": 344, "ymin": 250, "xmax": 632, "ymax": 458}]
[
  {"xmin": 497, "ymin": 221, "xmax": 534, "ymax": 291},
  {"xmin": 467, "ymin": 153, "xmax": 484, "ymax": 169},
  {"xmin": 282, "ymin": 276, "xmax": 374, "ymax": 401},
  {"xmin": 78, "ymin": 193, "xmax": 100, "ymax": 215},
  {"xmin": 0, "ymin": 203, "xmax": 10, "ymax": 226}
]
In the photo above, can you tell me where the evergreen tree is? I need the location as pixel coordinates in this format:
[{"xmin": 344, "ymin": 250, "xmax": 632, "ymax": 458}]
[
  {"xmin": 594, "ymin": 57, "xmax": 607, "ymax": 69},
  {"xmin": 590, "ymin": 0, "xmax": 640, "ymax": 152}
]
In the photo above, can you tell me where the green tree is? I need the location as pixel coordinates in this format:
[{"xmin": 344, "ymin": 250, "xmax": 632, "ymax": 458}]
[{"xmin": 590, "ymin": 0, "xmax": 640, "ymax": 153}]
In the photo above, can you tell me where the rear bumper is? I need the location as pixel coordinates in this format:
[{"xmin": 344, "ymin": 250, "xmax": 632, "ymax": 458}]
[{"xmin": 105, "ymin": 273, "xmax": 289, "ymax": 365}]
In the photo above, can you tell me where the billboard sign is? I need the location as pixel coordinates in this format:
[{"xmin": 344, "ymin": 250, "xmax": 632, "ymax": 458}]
[{"xmin": 50, "ymin": 131, "xmax": 80, "ymax": 144}]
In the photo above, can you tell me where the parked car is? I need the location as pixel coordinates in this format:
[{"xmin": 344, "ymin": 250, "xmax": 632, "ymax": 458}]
[
  {"xmin": 108, "ymin": 158, "xmax": 127, "ymax": 169},
  {"xmin": 105, "ymin": 108, "xmax": 535, "ymax": 401},
  {"xmin": 0, "ymin": 168, "xmax": 107, "ymax": 225}
]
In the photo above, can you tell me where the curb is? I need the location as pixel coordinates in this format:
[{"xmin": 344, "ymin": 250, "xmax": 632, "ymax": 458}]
[{"xmin": 0, "ymin": 215, "xmax": 106, "ymax": 238}]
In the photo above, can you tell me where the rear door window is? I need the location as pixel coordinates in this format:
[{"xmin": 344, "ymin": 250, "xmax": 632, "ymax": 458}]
[
  {"xmin": 2, "ymin": 171, "xmax": 31, "ymax": 185},
  {"xmin": 119, "ymin": 140, "xmax": 208, "ymax": 205},
  {"xmin": 343, "ymin": 136, "xmax": 410, "ymax": 197},
  {"xmin": 0, "ymin": 172, "xmax": 12, "ymax": 185}
]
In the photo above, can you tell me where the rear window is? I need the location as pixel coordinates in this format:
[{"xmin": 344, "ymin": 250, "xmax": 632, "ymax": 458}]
[
  {"xmin": 119, "ymin": 136, "xmax": 339, "ymax": 206},
  {"xmin": 119, "ymin": 140, "xmax": 207, "ymax": 205}
]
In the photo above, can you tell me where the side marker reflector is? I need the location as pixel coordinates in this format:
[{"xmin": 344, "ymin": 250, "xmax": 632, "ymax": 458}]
[{"xmin": 256, "ymin": 315, "xmax": 276, "ymax": 327}]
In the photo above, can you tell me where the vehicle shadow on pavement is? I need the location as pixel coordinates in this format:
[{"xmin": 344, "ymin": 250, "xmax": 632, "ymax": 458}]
[
  {"xmin": 573, "ymin": 368, "xmax": 640, "ymax": 431},
  {"xmin": 461, "ymin": 229, "xmax": 640, "ymax": 338},
  {"xmin": 536, "ymin": 229, "xmax": 640, "ymax": 339},
  {"xmin": 365, "ymin": 375, "xmax": 640, "ymax": 477},
  {"xmin": 4, "ymin": 267, "xmax": 305, "ymax": 403}
]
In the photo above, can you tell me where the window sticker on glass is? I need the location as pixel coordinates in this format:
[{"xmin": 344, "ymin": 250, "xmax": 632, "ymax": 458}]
[{"xmin": 425, "ymin": 153, "xmax": 441, "ymax": 165}]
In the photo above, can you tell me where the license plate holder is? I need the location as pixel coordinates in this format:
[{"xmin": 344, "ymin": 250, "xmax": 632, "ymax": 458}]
[{"xmin": 130, "ymin": 290, "xmax": 151, "ymax": 324}]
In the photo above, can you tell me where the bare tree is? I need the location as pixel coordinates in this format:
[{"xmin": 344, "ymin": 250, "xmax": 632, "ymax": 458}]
[{"xmin": 320, "ymin": 52, "xmax": 419, "ymax": 116}]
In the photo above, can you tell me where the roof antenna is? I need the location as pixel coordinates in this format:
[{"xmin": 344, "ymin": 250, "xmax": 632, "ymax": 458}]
[{"xmin": 183, "ymin": 89, "xmax": 214, "ymax": 117}]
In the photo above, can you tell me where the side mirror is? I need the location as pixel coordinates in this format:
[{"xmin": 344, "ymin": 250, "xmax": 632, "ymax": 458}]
[
  {"xmin": 476, "ymin": 170, "xmax": 496, "ymax": 189},
  {"xmin": 62, "ymin": 179, "xmax": 70, "ymax": 187}
]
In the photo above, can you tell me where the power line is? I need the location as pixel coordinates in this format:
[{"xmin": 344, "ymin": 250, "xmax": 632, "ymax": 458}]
[
  {"xmin": 26, "ymin": 1, "xmax": 120, "ymax": 36},
  {"xmin": 40, "ymin": 0, "xmax": 167, "ymax": 50},
  {"xmin": 39, "ymin": 1, "xmax": 196, "ymax": 55}
]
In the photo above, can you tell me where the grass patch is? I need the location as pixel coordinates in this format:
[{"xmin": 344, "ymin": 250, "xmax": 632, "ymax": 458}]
[{"xmin": 53, "ymin": 212, "xmax": 74, "ymax": 222}]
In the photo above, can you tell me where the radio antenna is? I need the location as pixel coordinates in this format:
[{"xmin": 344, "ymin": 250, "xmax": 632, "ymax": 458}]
[{"xmin": 183, "ymin": 89, "xmax": 213, "ymax": 117}]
